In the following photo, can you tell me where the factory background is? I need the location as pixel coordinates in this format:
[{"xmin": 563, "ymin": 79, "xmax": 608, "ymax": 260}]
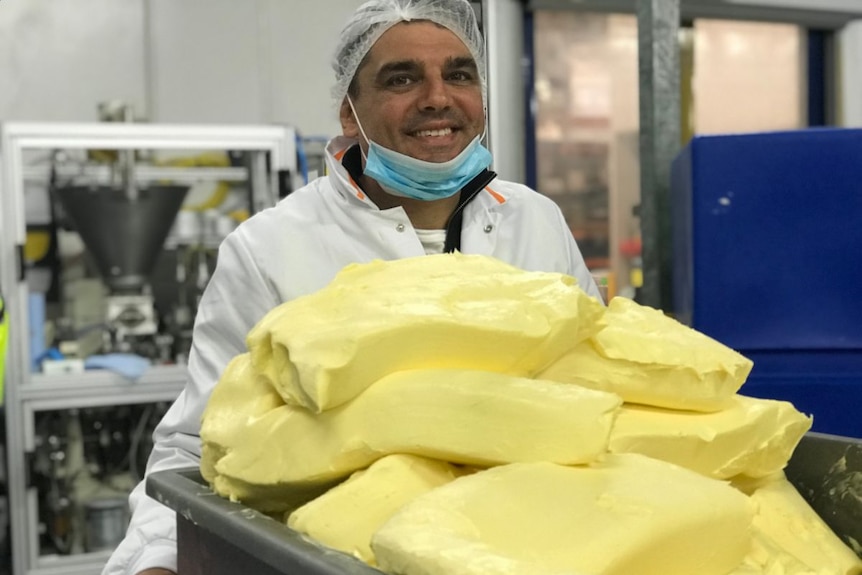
[
  {"xmin": 0, "ymin": 1, "xmax": 861, "ymax": 574},
  {"xmin": 5, "ymin": 0, "xmax": 860, "ymax": 301}
]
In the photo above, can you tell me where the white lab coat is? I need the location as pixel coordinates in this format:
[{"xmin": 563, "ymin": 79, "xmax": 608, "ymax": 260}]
[{"xmin": 103, "ymin": 136, "xmax": 600, "ymax": 574}]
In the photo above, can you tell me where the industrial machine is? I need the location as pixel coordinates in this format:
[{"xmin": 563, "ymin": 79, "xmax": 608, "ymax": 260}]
[
  {"xmin": 0, "ymin": 121, "xmax": 297, "ymax": 575},
  {"xmin": 53, "ymin": 180, "xmax": 189, "ymax": 359},
  {"xmin": 671, "ymin": 128, "xmax": 862, "ymax": 439},
  {"xmin": 57, "ymin": 105, "xmax": 192, "ymax": 356}
]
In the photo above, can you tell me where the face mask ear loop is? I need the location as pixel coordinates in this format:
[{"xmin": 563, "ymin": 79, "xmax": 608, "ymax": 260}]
[
  {"xmin": 479, "ymin": 102, "xmax": 489, "ymax": 146},
  {"xmin": 347, "ymin": 96, "xmax": 371, "ymax": 161}
]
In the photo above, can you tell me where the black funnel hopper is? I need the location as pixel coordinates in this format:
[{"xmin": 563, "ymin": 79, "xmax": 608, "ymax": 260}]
[{"xmin": 56, "ymin": 185, "xmax": 189, "ymax": 293}]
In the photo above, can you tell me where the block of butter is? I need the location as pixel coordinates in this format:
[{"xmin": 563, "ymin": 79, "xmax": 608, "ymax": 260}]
[
  {"xmin": 538, "ymin": 296, "xmax": 753, "ymax": 412},
  {"xmin": 210, "ymin": 368, "xmax": 621, "ymax": 512},
  {"xmin": 726, "ymin": 530, "xmax": 817, "ymax": 575},
  {"xmin": 287, "ymin": 454, "xmax": 463, "ymax": 565},
  {"xmin": 744, "ymin": 474, "xmax": 862, "ymax": 575},
  {"xmin": 608, "ymin": 394, "xmax": 812, "ymax": 479},
  {"xmin": 246, "ymin": 253, "xmax": 605, "ymax": 412},
  {"xmin": 200, "ymin": 353, "xmax": 284, "ymax": 484},
  {"xmin": 372, "ymin": 453, "xmax": 753, "ymax": 575}
]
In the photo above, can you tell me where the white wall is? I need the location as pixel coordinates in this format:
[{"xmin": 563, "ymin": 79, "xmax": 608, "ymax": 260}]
[
  {"xmin": 0, "ymin": 0, "xmax": 367, "ymax": 139},
  {"xmin": 839, "ymin": 20, "xmax": 862, "ymax": 127},
  {"xmin": 0, "ymin": 0, "xmax": 147, "ymax": 122},
  {"xmin": 147, "ymin": 0, "xmax": 266, "ymax": 124},
  {"xmin": 265, "ymin": 0, "xmax": 368, "ymax": 138},
  {"xmin": 146, "ymin": 0, "xmax": 366, "ymax": 136}
]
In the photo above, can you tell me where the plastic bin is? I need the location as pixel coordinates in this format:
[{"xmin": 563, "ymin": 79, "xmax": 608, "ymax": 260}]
[{"xmin": 147, "ymin": 432, "xmax": 862, "ymax": 575}]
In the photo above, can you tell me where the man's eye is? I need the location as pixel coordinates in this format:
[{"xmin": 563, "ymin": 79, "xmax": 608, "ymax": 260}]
[
  {"xmin": 387, "ymin": 75, "xmax": 414, "ymax": 87},
  {"xmin": 449, "ymin": 71, "xmax": 474, "ymax": 82}
]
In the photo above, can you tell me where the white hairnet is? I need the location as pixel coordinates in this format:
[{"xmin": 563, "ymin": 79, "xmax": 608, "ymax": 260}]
[{"xmin": 332, "ymin": 0, "xmax": 486, "ymax": 107}]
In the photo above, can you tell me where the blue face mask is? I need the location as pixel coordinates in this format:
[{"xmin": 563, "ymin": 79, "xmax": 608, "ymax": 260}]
[{"xmin": 348, "ymin": 98, "xmax": 492, "ymax": 201}]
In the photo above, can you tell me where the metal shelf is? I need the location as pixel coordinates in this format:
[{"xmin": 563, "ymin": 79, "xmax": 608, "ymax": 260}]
[
  {"xmin": 1, "ymin": 121, "xmax": 295, "ymax": 575},
  {"xmin": 31, "ymin": 550, "xmax": 112, "ymax": 575},
  {"xmin": 23, "ymin": 164, "xmax": 251, "ymax": 185},
  {"xmin": 22, "ymin": 364, "xmax": 187, "ymax": 412}
]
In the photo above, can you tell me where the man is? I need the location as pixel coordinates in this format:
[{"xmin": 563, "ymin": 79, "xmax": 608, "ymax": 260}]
[{"xmin": 104, "ymin": 1, "xmax": 600, "ymax": 573}]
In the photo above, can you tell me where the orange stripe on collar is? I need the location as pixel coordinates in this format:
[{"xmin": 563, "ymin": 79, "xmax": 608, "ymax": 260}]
[
  {"xmin": 485, "ymin": 186, "xmax": 506, "ymax": 204},
  {"xmin": 334, "ymin": 148, "xmax": 365, "ymax": 199},
  {"xmin": 348, "ymin": 175, "xmax": 365, "ymax": 200}
]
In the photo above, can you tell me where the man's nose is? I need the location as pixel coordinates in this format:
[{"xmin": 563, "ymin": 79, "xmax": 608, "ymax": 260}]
[{"xmin": 418, "ymin": 76, "xmax": 452, "ymax": 110}]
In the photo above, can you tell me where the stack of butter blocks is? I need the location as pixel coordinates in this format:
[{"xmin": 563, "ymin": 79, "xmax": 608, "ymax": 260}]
[{"xmin": 199, "ymin": 253, "xmax": 862, "ymax": 575}]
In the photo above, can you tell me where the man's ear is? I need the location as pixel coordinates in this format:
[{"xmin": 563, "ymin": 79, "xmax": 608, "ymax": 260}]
[{"xmin": 340, "ymin": 98, "xmax": 359, "ymax": 138}]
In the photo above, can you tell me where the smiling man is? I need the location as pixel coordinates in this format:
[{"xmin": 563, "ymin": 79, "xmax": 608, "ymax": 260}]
[
  {"xmin": 341, "ymin": 19, "xmax": 488, "ymax": 225},
  {"xmin": 339, "ymin": 28, "xmax": 492, "ymax": 236},
  {"xmin": 103, "ymin": 2, "xmax": 600, "ymax": 574}
]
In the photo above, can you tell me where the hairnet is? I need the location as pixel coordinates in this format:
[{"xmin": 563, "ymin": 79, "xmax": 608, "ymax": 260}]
[{"xmin": 332, "ymin": 0, "xmax": 486, "ymax": 108}]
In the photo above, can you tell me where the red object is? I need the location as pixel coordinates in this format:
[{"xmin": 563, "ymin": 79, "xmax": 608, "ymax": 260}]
[{"xmin": 619, "ymin": 237, "xmax": 642, "ymax": 258}]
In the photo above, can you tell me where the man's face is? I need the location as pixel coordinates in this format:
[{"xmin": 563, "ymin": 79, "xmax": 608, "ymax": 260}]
[{"xmin": 340, "ymin": 21, "xmax": 485, "ymax": 164}]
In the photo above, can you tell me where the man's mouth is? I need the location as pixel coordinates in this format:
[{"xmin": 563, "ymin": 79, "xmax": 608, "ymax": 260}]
[{"xmin": 414, "ymin": 128, "xmax": 454, "ymax": 138}]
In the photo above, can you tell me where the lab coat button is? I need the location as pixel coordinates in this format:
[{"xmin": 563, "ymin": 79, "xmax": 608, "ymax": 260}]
[
  {"xmin": 484, "ymin": 224, "xmax": 494, "ymax": 233},
  {"xmin": 396, "ymin": 223, "xmax": 406, "ymax": 232}
]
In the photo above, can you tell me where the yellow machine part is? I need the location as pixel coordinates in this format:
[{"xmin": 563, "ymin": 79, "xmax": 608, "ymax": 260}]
[
  {"xmin": 1, "ymin": 294, "xmax": 8, "ymax": 404},
  {"xmin": 156, "ymin": 152, "xmax": 232, "ymax": 212},
  {"xmin": 25, "ymin": 230, "xmax": 52, "ymax": 264}
]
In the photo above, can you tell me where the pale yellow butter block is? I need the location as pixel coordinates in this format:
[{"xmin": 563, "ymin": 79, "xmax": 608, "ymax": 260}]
[
  {"xmin": 199, "ymin": 353, "xmax": 284, "ymax": 484},
  {"xmin": 246, "ymin": 253, "xmax": 605, "ymax": 412},
  {"xmin": 538, "ymin": 296, "xmax": 753, "ymax": 412},
  {"xmin": 287, "ymin": 454, "xmax": 462, "ymax": 565},
  {"xmin": 608, "ymin": 395, "xmax": 812, "ymax": 479},
  {"xmin": 728, "ymin": 528, "xmax": 832, "ymax": 575},
  {"xmin": 371, "ymin": 453, "xmax": 753, "ymax": 575},
  {"xmin": 746, "ymin": 474, "xmax": 862, "ymax": 575},
  {"xmin": 211, "ymin": 368, "xmax": 621, "ymax": 512}
]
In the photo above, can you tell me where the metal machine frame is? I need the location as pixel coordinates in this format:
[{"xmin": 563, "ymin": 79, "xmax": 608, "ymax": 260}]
[{"xmin": 0, "ymin": 122, "xmax": 296, "ymax": 575}]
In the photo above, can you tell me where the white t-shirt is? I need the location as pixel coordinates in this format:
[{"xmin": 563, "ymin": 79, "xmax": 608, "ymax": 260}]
[{"xmin": 414, "ymin": 228, "xmax": 447, "ymax": 255}]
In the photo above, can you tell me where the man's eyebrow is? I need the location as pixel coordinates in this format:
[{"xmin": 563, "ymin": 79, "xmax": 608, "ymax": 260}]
[
  {"xmin": 376, "ymin": 56, "xmax": 478, "ymax": 79},
  {"xmin": 377, "ymin": 60, "xmax": 423, "ymax": 77},
  {"xmin": 445, "ymin": 56, "xmax": 478, "ymax": 71}
]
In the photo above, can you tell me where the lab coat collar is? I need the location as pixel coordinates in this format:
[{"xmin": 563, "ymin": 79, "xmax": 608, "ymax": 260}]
[
  {"xmin": 323, "ymin": 136, "xmax": 510, "ymax": 210},
  {"xmin": 325, "ymin": 136, "xmax": 375, "ymax": 206}
]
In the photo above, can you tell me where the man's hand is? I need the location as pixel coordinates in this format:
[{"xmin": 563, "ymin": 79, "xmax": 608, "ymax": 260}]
[{"xmin": 137, "ymin": 570, "xmax": 176, "ymax": 575}]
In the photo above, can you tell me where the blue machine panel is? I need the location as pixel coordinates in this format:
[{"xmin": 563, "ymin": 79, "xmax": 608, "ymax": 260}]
[
  {"xmin": 671, "ymin": 129, "xmax": 862, "ymax": 438},
  {"xmin": 672, "ymin": 129, "xmax": 862, "ymax": 351}
]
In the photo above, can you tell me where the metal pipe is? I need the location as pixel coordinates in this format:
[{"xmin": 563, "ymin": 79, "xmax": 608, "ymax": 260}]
[
  {"xmin": 121, "ymin": 104, "xmax": 139, "ymax": 202},
  {"xmin": 637, "ymin": 0, "xmax": 681, "ymax": 310}
]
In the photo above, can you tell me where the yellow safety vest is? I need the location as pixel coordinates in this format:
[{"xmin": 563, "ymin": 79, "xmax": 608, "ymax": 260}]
[{"xmin": 0, "ymin": 294, "xmax": 7, "ymax": 404}]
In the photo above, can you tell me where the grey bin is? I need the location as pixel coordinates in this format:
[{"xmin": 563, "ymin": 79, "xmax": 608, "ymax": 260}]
[
  {"xmin": 147, "ymin": 471, "xmax": 384, "ymax": 575},
  {"xmin": 146, "ymin": 431, "xmax": 862, "ymax": 575},
  {"xmin": 784, "ymin": 432, "xmax": 862, "ymax": 556}
]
